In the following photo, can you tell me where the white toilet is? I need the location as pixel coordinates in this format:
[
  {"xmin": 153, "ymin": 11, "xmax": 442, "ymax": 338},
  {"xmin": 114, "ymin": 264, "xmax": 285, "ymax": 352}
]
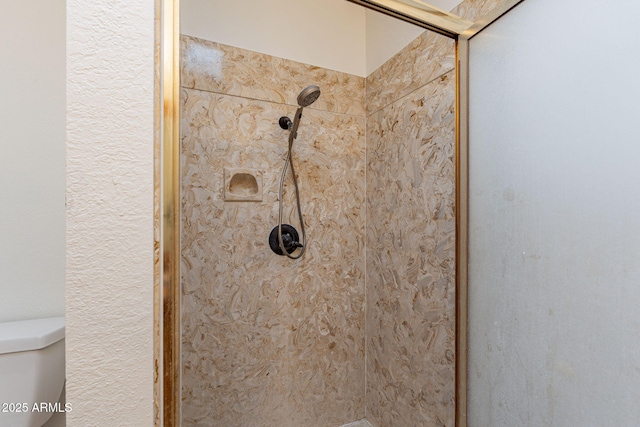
[{"xmin": 0, "ymin": 317, "xmax": 65, "ymax": 427}]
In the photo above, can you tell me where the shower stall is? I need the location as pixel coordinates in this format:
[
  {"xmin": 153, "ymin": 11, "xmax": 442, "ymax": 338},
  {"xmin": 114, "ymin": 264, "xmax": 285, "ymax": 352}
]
[
  {"xmin": 160, "ymin": 0, "xmax": 640, "ymax": 426},
  {"xmin": 170, "ymin": 0, "xmax": 472, "ymax": 424}
]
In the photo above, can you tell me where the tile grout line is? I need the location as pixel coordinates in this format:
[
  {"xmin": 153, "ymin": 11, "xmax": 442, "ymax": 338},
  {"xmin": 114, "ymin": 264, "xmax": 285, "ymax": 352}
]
[
  {"xmin": 180, "ymin": 85, "xmax": 367, "ymax": 120},
  {"xmin": 363, "ymin": 75, "xmax": 368, "ymax": 421}
]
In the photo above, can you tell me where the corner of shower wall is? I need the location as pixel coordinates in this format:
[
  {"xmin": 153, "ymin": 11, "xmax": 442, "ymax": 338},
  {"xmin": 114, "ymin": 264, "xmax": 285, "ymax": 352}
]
[{"xmin": 179, "ymin": 34, "xmax": 367, "ymax": 427}]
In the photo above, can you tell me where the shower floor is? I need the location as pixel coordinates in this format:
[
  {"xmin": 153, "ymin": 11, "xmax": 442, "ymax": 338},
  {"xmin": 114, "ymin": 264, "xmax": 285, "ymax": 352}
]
[{"xmin": 339, "ymin": 420, "xmax": 373, "ymax": 427}]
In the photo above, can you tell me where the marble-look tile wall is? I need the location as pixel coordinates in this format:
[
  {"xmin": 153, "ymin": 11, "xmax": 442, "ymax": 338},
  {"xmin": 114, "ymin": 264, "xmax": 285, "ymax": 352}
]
[
  {"xmin": 180, "ymin": 36, "xmax": 366, "ymax": 427},
  {"xmin": 366, "ymin": 73, "xmax": 457, "ymax": 427},
  {"xmin": 365, "ymin": 1, "xmax": 501, "ymax": 426}
]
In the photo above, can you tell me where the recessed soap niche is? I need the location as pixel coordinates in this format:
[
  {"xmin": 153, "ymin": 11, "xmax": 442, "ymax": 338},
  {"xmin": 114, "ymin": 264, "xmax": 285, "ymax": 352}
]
[{"xmin": 224, "ymin": 168, "xmax": 263, "ymax": 202}]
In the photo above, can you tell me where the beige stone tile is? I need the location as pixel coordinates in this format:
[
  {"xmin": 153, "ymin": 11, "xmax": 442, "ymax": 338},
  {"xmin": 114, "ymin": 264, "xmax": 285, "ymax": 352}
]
[
  {"xmin": 180, "ymin": 87, "xmax": 365, "ymax": 427},
  {"xmin": 366, "ymin": 31, "xmax": 454, "ymax": 115},
  {"xmin": 181, "ymin": 35, "xmax": 365, "ymax": 117},
  {"xmin": 365, "ymin": 72, "xmax": 457, "ymax": 427},
  {"xmin": 365, "ymin": 0, "xmax": 505, "ymax": 116},
  {"xmin": 452, "ymin": 0, "xmax": 505, "ymax": 22}
]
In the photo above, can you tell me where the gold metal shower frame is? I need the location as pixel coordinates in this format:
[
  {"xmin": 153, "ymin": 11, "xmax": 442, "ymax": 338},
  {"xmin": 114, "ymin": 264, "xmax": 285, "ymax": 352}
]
[{"xmin": 157, "ymin": 1, "xmax": 525, "ymax": 425}]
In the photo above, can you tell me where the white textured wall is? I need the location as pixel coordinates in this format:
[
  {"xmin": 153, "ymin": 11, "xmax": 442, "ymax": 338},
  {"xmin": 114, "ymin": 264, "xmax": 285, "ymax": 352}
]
[
  {"xmin": 66, "ymin": 0, "xmax": 155, "ymax": 425},
  {"xmin": 0, "ymin": 0, "xmax": 65, "ymax": 323}
]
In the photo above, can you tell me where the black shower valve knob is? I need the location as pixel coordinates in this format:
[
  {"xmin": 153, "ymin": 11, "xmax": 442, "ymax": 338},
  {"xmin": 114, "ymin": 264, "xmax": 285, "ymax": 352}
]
[
  {"xmin": 269, "ymin": 224, "xmax": 301, "ymax": 255},
  {"xmin": 279, "ymin": 116, "xmax": 293, "ymax": 130}
]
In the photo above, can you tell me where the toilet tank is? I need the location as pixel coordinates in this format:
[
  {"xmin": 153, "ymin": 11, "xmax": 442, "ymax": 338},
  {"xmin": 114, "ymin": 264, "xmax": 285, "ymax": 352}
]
[{"xmin": 0, "ymin": 317, "xmax": 65, "ymax": 427}]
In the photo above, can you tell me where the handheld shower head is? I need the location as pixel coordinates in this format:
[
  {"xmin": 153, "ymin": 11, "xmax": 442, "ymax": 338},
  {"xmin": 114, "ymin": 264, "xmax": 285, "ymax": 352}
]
[
  {"xmin": 279, "ymin": 85, "xmax": 322, "ymax": 144},
  {"xmin": 297, "ymin": 85, "xmax": 321, "ymax": 107}
]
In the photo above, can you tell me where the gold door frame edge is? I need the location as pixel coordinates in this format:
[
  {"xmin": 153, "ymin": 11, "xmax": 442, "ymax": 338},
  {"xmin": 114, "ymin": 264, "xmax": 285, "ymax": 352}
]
[
  {"xmin": 160, "ymin": 0, "xmax": 181, "ymax": 425},
  {"xmin": 345, "ymin": 0, "xmax": 466, "ymax": 39},
  {"xmin": 455, "ymin": 36, "xmax": 470, "ymax": 427}
]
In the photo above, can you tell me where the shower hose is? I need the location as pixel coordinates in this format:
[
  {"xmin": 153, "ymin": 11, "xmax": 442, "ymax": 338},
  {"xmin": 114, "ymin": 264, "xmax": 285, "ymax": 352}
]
[{"xmin": 277, "ymin": 126, "xmax": 306, "ymax": 259}]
